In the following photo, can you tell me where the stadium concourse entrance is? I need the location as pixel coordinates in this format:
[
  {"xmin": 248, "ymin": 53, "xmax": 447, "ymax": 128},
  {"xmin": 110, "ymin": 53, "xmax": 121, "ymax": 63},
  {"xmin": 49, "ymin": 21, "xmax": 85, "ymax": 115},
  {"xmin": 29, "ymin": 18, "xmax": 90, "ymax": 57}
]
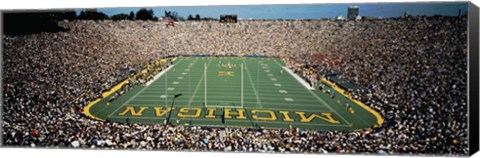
[{"xmin": 84, "ymin": 56, "xmax": 383, "ymax": 131}]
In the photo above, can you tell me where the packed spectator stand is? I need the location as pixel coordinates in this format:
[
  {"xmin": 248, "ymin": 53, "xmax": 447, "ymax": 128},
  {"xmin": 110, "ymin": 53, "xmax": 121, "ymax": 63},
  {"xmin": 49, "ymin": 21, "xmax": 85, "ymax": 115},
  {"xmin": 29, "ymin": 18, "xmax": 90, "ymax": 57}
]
[{"xmin": 2, "ymin": 16, "xmax": 468, "ymax": 155}]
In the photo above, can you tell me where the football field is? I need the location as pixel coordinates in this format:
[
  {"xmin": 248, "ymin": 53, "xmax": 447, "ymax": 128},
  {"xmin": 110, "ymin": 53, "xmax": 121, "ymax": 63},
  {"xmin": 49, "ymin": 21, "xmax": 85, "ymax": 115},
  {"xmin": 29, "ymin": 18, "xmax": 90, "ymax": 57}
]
[{"xmin": 85, "ymin": 56, "xmax": 382, "ymax": 131}]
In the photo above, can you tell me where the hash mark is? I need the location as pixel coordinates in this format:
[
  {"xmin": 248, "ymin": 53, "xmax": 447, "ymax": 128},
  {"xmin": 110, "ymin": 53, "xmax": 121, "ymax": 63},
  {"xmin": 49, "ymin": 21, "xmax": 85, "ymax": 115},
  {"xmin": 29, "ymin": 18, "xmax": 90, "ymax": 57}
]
[{"xmin": 284, "ymin": 98, "xmax": 294, "ymax": 102}]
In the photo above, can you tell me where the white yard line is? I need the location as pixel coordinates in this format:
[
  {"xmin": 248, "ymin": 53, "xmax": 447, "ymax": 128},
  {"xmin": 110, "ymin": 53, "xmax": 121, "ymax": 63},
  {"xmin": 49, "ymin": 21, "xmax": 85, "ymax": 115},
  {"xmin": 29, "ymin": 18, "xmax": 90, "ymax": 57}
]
[
  {"xmin": 115, "ymin": 104, "xmax": 332, "ymax": 112},
  {"xmin": 146, "ymin": 85, "xmax": 309, "ymax": 90},
  {"xmin": 242, "ymin": 60, "xmax": 263, "ymax": 108},
  {"xmin": 137, "ymin": 93, "xmax": 327, "ymax": 99},
  {"xmin": 108, "ymin": 58, "xmax": 184, "ymax": 117},
  {"xmin": 187, "ymin": 60, "xmax": 213, "ymax": 107},
  {"xmin": 149, "ymin": 80, "xmax": 308, "ymax": 85}
]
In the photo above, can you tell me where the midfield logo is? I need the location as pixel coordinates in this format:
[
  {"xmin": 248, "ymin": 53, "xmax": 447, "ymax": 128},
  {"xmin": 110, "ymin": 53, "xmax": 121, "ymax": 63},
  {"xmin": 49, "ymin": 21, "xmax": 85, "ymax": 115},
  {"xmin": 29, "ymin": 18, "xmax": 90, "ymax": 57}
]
[{"xmin": 217, "ymin": 71, "xmax": 235, "ymax": 77}]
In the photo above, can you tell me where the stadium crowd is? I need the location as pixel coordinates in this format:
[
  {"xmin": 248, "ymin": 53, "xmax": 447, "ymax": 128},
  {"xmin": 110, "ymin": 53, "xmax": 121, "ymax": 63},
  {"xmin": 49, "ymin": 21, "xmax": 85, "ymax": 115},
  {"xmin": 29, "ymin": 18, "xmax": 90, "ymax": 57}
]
[{"xmin": 2, "ymin": 15, "xmax": 468, "ymax": 155}]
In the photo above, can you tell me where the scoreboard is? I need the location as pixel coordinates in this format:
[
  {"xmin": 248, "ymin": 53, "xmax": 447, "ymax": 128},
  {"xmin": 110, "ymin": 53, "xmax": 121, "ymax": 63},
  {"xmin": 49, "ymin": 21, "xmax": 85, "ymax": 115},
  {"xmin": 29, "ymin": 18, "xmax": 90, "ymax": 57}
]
[{"xmin": 220, "ymin": 15, "xmax": 237, "ymax": 23}]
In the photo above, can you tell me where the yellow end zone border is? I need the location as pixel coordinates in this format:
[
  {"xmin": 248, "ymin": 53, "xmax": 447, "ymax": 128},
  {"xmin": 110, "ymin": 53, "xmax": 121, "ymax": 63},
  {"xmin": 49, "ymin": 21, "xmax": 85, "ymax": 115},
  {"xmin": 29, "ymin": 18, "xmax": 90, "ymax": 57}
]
[
  {"xmin": 83, "ymin": 57, "xmax": 176, "ymax": 121},
  {"xmin": 320, "ymin": 77, "xmax": 384, "ymax": 127}
]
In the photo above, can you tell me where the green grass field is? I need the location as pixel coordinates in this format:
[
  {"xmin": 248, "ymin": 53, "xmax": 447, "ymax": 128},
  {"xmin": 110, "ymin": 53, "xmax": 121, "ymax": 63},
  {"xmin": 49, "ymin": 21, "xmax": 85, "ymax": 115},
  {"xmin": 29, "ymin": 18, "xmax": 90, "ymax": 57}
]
[{"xmin": 86, "ymin": 57, "xmax": 382, "ymax": 131}]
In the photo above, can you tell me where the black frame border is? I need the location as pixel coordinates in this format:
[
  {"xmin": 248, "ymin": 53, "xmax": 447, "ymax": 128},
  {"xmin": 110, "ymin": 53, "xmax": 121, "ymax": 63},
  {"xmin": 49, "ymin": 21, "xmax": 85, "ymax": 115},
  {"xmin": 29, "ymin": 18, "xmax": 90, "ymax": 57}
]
[
  {"xmin": 468, "ymin": 1, "xmax": 479, "ymax": 156},
  {"xmin": 0, "ymin": 11, "xmax": 4, "ymax": 147}
]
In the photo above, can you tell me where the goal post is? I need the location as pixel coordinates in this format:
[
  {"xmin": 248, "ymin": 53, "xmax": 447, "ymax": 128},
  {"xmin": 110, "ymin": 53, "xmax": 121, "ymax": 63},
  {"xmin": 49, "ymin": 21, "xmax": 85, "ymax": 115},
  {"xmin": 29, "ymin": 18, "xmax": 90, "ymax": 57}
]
[
  {"xmin": 241, "ymin": 63, "xmax": 244, "ymax": 108},
  {"xmin": 204, "ymin": 63, "xmax": 207, "ymax": 107}
]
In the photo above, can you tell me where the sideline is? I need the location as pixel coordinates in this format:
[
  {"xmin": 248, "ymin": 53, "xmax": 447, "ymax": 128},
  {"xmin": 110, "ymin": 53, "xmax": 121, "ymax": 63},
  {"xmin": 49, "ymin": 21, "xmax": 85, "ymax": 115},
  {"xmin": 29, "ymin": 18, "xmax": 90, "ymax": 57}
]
[
  {"xmin": 83, "ymin": 57, "xmax": 175, "ymax": 121},
  {"xmin": 276, "ymin": 61, "xmax": 315, "ymax": 90},
  {"xmin": 320, "ymin": 78, "xmax": 384, "ymax": 127},
  {"xmin": 273, "ymin": 59, "xmax": 351, "ymax": 126},
  {"xmin": 145, "ymin": 62, "xmax": 175, "ymax": 86}
]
